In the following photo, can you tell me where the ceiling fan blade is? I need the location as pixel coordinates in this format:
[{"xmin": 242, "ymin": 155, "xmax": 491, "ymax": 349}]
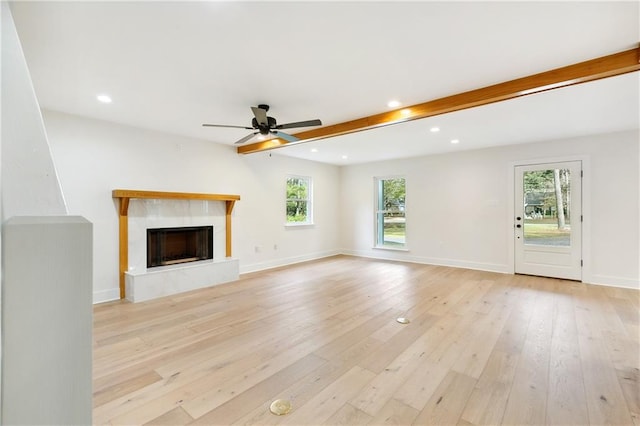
[
  {"xmin": 202, "ymin": 123, "xmax": 253, "ymax": 130},
  {"xmin": 234, "ymin": 132, "xmax": 259, "ymax": 145},
  {"xmin": 251, "ymin": 106, "xmax": 269, "ymax": 126},
  {"xmin": 271, "ymin": 131, "xmax": 299, "ymax": 143},
  {"xmin": 275, "ymin": 119, "xmax": 322, "ymax": 130}
]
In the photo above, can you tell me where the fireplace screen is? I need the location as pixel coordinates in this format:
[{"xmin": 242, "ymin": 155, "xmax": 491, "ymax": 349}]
[{"xmin": 147, "ymin": 226, "xmax": 213, "ymax": 268}]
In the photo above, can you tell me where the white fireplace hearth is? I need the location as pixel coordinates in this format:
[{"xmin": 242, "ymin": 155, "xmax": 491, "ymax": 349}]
[{"xmin": 125, "ymin": 257, "xmax": 239, "ymax": 302}]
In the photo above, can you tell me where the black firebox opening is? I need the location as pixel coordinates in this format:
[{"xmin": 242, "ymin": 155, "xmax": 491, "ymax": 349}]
[{"xmin": 147, "ymin": 226, "xmax": 213, "ymax": 268}]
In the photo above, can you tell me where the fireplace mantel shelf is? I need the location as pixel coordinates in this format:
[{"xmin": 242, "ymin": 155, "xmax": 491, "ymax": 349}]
[
  {"xmin": 112, "ymin": 189, "xmax": 240, "ymax": 203},
  {"xmin": 113, "ymin": 189, "xmax": 241, "ymax": 299}
]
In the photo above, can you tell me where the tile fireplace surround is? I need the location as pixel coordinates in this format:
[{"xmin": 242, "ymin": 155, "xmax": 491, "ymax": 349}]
[{"xmin": 113, "ymin": 190, "xmax": 240, "ymax": 302}]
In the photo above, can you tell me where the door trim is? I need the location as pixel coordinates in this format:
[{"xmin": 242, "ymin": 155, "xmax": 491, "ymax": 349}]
[{"xmin": 507, "ymin": 155, "xmax": 591, "ymax": 282}]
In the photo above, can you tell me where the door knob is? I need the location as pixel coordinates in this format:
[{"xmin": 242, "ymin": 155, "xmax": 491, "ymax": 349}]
[
  {"xmin": 516, "ymin": 224, "xmax": 522, "ymax": 228},
  {"xmin": 516, "ymin": 216, "xmax": 522, "ymax": 221}
]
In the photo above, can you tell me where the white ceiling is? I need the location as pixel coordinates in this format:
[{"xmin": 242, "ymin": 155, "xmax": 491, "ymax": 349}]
[{"xmin": 9, "ymin": 1, "xmax": 640, "ymax": 166}]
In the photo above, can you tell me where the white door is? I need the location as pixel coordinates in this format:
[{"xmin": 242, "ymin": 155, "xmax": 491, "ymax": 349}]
[{"xmin": 515, "ymin": 161, "xmax": 582, "ymax": 280}]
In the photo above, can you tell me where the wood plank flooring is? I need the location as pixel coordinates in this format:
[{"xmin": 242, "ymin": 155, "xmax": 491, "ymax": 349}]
[{"xmin": 93, "ymin": 255, "xmax": 639, "ymax": 425}]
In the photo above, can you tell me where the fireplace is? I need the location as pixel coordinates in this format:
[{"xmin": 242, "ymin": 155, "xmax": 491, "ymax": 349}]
[{"xmin": 147, "ymin": 226, "xmax": 213, "ymax": 268}]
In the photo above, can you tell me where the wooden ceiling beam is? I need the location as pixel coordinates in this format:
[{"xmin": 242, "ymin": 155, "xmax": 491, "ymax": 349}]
[{"xmin": 237, "ymin": 45, "xmax": 640, "ymax": 155}]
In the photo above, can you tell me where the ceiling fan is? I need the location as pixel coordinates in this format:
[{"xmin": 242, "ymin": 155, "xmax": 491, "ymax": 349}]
[{"xmin": 202, "ymin": 104, "xmax": 322, "ymax": 145}]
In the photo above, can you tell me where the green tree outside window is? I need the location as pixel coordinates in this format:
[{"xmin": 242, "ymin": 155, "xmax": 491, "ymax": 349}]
[
  {"xmin": 375, "ymin": 177, "xmax": 406, "ymax": 248},
  {"xmin": 286, "ymin": 176, "xmax": 312, "ymax": 224}
]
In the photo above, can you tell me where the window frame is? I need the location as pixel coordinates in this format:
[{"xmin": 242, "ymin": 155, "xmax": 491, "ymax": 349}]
[
  {"xmin": 285, "ymin": 175, "xmax": 313, "ymax": 226},
  {"xmin": 374, "ymin": 176, "xmax": 407, "ymax": 250}
]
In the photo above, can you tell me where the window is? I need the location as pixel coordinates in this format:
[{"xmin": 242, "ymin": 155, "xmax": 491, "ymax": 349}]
[
  {"xmin": 375, "ymin": 177, "xmax": 406, "ymax": 248},
  {"xmin": 286, "ymin": 176, "xmax": 313, "ymax": 225}
]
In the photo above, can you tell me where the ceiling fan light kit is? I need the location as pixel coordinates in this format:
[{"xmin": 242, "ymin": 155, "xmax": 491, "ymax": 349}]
[{"xmin": 203, "ymin": 104, "xmax": 322, "ymax": 145}]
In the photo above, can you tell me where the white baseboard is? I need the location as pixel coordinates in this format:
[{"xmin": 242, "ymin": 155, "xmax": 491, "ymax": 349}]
[
  {"xmin": 585, "ymin": 274, "xmax": 640, "ymax": 290},
  {"xmin": 93, "ymin": 288, "xmax": 120, "ymax": 304},
  {"xmin": 340, "ymin": 249, "xmax": 510, "ymax": 274},
  {"xmin": 342, "ymin": 250, "xmax": 640, "ymax": 290},
  {"xmin": 94, "ymin": 253, "xmax": 638, "ymax": 304},
  {"xmin": 239, "ymin": 250, "xmax": 341, "ymax": 274}
]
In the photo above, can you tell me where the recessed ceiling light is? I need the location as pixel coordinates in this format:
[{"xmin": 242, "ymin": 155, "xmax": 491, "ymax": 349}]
[
  {"xmin": 451, "ymin": 139, "xmax": 460, "ymax": 144},
  {"xmin": 430, "ymin": 127, "xmax": 440, "ymax": 133},
  {"xmin": 96, "ymin": 94, "xmax": 112, "ymax": 103},
  {"xmin": 311, "ymin": 148, "xmax": 318, "ymax": 153},
  {"xmin": 387, "ymin": 100, "xmax": 401, "ymax": 108},
  {"xmin": 342, "ymin": 155, "xmax": 348, "ymax": 159}
]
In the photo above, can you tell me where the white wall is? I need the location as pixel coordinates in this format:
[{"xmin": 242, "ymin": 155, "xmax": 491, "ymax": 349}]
[
  {"xmin": 1, "ymin": 2, "xmax": 66, "ymax": 219},
  {"xmin": 1, "ymin": 4, "xmax": 4, "ymax": 418},
  {"xmin": 339, "ymin": 130, "xmax": 640, "ymax": 289},
  {"xmin": 42, "ymin": 110, "xmax": 341, "ymax": 303}
]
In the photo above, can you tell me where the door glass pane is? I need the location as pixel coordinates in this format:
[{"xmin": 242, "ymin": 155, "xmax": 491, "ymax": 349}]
[{"xmin": 522, "ymin": 169, "xmax": 571, "ymax": 246}]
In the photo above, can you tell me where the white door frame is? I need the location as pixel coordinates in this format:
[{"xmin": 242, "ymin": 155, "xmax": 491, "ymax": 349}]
[{"xmin": 507, "ymin": 155, "xmax": 591, "ymax": 282}]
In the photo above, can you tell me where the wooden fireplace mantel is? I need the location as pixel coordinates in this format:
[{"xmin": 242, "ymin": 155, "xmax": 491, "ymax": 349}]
[{"xmin": 112, "ymin": 189, "xmax": 241, "ymax": 299}]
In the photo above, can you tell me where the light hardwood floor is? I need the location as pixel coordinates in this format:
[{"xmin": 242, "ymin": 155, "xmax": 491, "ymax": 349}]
[{"xmin": 93, "ymin": 255, "xmax": 639, "ymax": 425}]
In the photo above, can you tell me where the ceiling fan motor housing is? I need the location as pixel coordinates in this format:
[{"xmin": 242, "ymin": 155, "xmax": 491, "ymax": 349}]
[{"xmin": 252, "ymin": 116, "xmax": 278, "ymax": 134}]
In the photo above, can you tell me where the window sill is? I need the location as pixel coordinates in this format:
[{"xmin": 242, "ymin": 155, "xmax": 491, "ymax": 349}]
[
  {"xmin": 373, "ymin": 246, "xmax": 409, "ymax": 252},
  {"xmin": 284, "ymin": 222, "xmax": 315, "ymax": 228}
]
